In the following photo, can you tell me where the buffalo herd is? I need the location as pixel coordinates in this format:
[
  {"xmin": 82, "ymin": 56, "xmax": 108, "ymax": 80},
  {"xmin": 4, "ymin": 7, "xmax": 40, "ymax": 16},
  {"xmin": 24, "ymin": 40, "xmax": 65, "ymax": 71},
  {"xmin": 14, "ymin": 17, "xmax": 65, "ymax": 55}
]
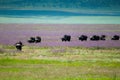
[
  {"xmin": 28, "ymin": 36, "xmax": 41, "ymax": 43},
  {"xmin": 80, "ymin": 35, "xmax": 119, "ymax": 41},
  {"xmin": 90, "ymin": 35, "xmax": 106, "ymax": 41},
  {"xmin": 27, "ymin": 35, "xmax": 120, "ymax": 43}
]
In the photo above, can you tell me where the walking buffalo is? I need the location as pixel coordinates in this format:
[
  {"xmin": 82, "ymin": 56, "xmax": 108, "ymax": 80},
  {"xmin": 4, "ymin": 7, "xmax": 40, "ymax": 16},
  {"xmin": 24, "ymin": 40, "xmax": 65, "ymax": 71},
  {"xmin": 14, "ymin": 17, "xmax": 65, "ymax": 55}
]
[
  {"xmin": 28, "ymin": 36, "xmax": 41, "ymax": 43},
  {"xmin": 100, "ymin": 35, "xmax": 106, "ymax": 40},
  {"xmin": 61, "ymin": 35, "xmax": 71, "ymax": 42},
  {"xmin": 15, "ymin": 41, "xmax": 24, "ymax": 51},
  {"xmin": 35, "ymin": 36, "xmax": 41, "ymax": 43},
  {"xmin": 28, "ymin": 37, "xmax": 36, "ymax": 43},
  {"xmin": 61, "ymin": 38, "xmax": 67, "ymax": 41},
  {"xmin": 79, "ymin": 35, "xmax": 88, "ymax": 41},
  {"xmin": 111, "ymin": 35, "xmax": 119, "ymax": 40},
  {"xmin": 90, "ymin": 35, "xmax": 100, "ymax": 41}
]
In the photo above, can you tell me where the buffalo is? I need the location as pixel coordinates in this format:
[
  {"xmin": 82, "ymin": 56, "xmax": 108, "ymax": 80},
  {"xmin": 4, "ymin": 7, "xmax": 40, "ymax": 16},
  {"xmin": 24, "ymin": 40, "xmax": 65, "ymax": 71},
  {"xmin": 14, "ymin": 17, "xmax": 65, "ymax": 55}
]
[
  {"xmin": 90, "ymin": 35, "xmax": 100, "ymax": 41},
  {"xmin": 61, "ymin": 35, "xmax": 71, "ymax": 42},
  {"xmin": 35, "ymin": 36, "xmax": 41, "ymax": 43},
  {"xmin": 28, "ymin": 36, "xmax": 41, "ymax": 43},
  {"xmin": 100, "ymin": 35, "xmax": 106, "ymax": 40},
  {"xmin": 79, "ymin": 35, "xmax": 88, "ymax": 41},
  {"xmin": 111, "ymin": 35, "xmax": 119, "ymax": 40},
  {"xmin": 61, "ymin": 38, "xmax": 67, "ymax": 41},
  {"xmin": 28, "ymin": 37, "xmax": 36, "ymax": 43},
  {"xmin": 15, "ymin": 41, "xmax": 24, "ymax": 51}
]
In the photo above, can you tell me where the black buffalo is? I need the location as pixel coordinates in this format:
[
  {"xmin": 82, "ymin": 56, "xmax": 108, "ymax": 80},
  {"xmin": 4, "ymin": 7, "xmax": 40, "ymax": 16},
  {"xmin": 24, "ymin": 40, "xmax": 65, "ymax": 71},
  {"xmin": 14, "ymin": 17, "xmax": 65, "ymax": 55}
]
[
  {"xmin": 90, "ymin": 35, "xmax": 100, "ymax": 41},
  {"xmin": 111, "ymin": 35, "xmax": 119, "ymax": 40},
  {"xmin": 28, "ymin": 37, "xmax": 36, "ymax": 43},
  {"xmin": 100, "ymin": 35, "xmax": 106, "ymax": 40},
  {"xmin": 61, "ymin": 38, "xmax": 67, "ymax": 41},
  {"xmin": 79, "ymin": 35, "xmax": 88, "ymax": 41},
  {"xmin": 15, "ymin": 41, "xmax": 24, "ymax": 51},
  {"xmin": 61, "ymin": 35, "xmax": 71, "ymax": 42},
  {"xmin": 35, "ymin": 36, "xmax": 41, "ymax": 43}
]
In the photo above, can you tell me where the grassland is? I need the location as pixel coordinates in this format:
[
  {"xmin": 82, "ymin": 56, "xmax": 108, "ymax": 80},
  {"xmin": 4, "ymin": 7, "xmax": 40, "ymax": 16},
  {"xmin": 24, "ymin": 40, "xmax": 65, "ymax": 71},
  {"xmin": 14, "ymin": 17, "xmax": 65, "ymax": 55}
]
[{"xmin": 0, "ymin": 45, "xmax": 120, "ymax": 80}]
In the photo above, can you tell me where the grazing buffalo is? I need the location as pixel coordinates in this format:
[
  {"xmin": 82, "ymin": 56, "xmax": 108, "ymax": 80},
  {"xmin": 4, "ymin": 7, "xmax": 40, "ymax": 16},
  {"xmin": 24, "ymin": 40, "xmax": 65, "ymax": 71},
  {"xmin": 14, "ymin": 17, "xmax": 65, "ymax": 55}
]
[
  {"xmin": 100, "ymin": 35, "xmax": 106, "ymax": 40},
  {"xmin": 79, "ymin": 35, "xmax": 88, "ymax": 41},
  {"xmin": 90, "ymin": 35, "xmax": 100, "ymax": 41},
  {"xmin": 111, "ymin": 35, "xmax": 119, "ymax": 40},
  {"xmin": 28, "ymin": 37, "xmax": 36, "ymax": 43},
  {"xmin": 61, "ymin": 35, "xmax": 71, "ymax": 42},
  {"xmin": 35, "ymin": 36, "xmax": 41, "ymax": 43}
]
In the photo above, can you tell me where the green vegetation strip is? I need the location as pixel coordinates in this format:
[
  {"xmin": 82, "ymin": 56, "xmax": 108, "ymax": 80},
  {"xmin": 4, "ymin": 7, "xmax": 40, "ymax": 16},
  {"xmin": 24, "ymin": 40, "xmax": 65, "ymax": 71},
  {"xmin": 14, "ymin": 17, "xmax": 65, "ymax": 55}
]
[
  {"xmin": 0, "ymin": 58, "xmax": 119, "ymax": 67},
  {"xmin": 0, "ymin": 58, "xmax": 63, "ymax": 65},
  {"xmin": 0, "ymin": 58, "xmax": 119, "ymax": 80}
]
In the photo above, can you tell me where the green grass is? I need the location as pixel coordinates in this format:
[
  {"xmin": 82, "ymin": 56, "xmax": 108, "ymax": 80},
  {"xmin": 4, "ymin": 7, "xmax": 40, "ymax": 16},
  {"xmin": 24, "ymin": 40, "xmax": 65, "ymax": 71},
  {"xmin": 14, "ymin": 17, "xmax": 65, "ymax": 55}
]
[{"xmin": 0, "ymin": 45, "xmax": 120, "ymax": 80}]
